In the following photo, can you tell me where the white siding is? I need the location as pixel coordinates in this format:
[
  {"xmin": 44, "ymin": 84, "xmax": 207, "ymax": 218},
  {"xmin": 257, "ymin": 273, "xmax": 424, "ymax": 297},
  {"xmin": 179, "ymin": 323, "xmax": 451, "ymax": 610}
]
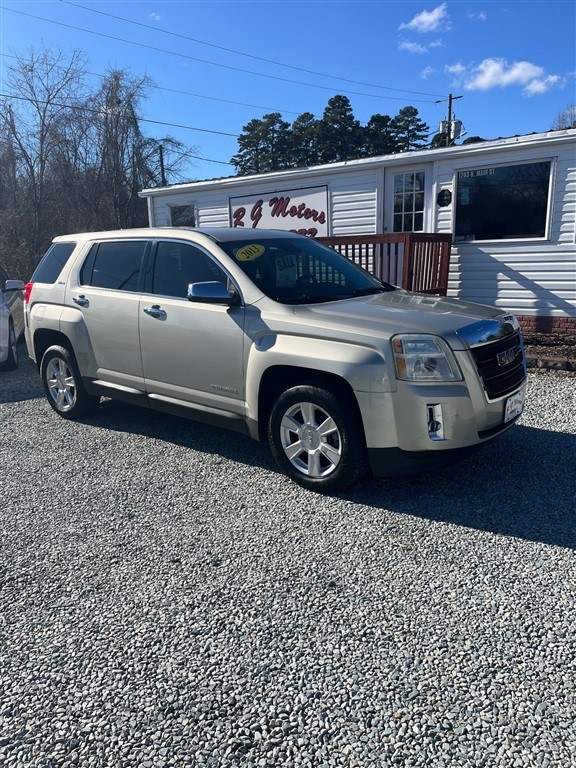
[
  {"xmin": 329, "ymin": 171, "xmax": 380, "ymax": 235},
  {"xmin": 448, "ymin": 245, "xmax": 576, "ymax": 317}
]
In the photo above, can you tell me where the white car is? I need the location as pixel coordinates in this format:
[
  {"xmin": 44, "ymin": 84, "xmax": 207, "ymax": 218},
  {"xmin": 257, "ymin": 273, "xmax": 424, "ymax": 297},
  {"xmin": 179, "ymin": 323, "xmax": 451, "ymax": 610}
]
[{"xmin": 0, "ymin": 265, "xmax": 24, "ymax": 371}]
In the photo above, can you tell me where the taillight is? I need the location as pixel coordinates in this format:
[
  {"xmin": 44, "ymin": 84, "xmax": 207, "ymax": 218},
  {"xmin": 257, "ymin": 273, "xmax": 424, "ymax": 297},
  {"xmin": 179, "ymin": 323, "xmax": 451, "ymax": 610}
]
[{"xmin": 24, "ymin": 282, "xmax": 34, "ymax": 303}]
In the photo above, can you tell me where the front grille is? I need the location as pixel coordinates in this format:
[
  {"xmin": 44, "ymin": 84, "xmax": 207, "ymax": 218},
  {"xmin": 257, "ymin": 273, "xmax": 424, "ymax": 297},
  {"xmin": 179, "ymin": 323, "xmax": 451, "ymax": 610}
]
[{"xmin": 470, "ymin": 331, "xmax": 526, "ymax": 400}]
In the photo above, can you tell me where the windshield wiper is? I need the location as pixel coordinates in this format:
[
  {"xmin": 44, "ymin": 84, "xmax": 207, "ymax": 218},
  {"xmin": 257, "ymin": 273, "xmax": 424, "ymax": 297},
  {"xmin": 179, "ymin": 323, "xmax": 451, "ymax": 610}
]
[{"xmin": 349, "ymin": 286, "xmax": 387, "ymax": 297}]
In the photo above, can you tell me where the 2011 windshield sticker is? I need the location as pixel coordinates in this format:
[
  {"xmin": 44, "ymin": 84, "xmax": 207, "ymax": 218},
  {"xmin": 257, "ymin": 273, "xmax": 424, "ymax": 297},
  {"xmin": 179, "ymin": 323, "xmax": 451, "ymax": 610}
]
[{"xmin": 236, "ymin": 244, "xmax": 265, "ymax": 261}]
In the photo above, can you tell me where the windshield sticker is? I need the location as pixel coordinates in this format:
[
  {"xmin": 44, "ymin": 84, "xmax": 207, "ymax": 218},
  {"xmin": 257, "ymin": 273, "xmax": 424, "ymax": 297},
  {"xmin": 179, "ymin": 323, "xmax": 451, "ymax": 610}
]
[
  {"xmin": 236, "ymin": 244, "xmax": 265, "ymax": 261},
  {"xmin": 276, "ymin": 254, "xmax": 297, "ymax": 286}
]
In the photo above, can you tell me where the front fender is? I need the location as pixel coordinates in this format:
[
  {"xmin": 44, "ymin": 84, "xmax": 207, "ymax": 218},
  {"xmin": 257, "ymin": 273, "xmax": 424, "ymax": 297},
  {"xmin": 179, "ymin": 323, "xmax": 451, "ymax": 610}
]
[{"xmin": 245, "ymin": 332, "xmax": 394, "ymax": 422}]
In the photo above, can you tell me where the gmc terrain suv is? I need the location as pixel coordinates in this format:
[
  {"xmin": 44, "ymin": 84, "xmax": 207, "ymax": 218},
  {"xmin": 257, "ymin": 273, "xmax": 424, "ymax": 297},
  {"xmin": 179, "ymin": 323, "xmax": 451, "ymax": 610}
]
[{"xmin": 24, "ymin": 228, "xmax": 527, "ymax": 492}]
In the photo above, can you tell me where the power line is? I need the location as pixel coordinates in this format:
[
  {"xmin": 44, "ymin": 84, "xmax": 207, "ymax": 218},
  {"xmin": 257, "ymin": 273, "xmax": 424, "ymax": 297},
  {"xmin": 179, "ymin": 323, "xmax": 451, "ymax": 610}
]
[
  {"xmin": 0, "ymin": 52, "xmax": 317, "ymax": 119},
  {"xmin": 3, "ymin": 6, "xmax": 438, "ymax": 104},
  {"xmin": 60, "ymin": 0, "xmax": 445, "ymax": 99},
  {"xmin": 2, "ymin": 92, "xmax": 239, "ymax": 139},
  {"xmin": 0, "ymin": 52, "xmax": 312, "ymax": 118}
]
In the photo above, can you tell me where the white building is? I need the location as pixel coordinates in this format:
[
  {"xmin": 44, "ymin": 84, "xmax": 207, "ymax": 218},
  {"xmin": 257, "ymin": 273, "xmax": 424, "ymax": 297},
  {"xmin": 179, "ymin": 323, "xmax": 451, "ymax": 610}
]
[{"xmin": 140, "ymin": 129, "xmax": 576, "ymax": 333}]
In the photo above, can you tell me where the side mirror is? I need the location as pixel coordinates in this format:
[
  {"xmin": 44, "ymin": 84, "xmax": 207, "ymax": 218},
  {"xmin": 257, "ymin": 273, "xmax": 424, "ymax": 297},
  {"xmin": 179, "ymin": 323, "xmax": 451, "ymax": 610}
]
[
  {"xmin": 4, "ymin": 279, "xmax": 25, "ymax": 292},
  {"xmin": 187, "ymin": 281, "xmax": 240, "ymax": 306}
]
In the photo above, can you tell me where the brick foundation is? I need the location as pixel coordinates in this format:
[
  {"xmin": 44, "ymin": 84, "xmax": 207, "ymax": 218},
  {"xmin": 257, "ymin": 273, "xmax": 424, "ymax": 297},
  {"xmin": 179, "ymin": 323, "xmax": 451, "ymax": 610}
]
[{"xmin": 516, "ymin": 315, "xmax": 576, "ymax": 335}]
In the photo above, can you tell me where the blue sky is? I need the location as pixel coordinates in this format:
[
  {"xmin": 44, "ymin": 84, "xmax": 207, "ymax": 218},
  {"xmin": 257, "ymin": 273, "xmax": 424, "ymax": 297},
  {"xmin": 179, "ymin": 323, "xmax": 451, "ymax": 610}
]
[{"xmin": 1, "ymin": 0, "xmax": 575, "ymax": 182}]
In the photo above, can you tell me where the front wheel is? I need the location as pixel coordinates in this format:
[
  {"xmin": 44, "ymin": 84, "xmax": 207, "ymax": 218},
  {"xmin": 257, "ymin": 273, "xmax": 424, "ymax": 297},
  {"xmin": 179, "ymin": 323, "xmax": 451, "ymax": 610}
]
[
  {"xmin": 40, "ymin": 345, "xmax": 100, "ymax": 419},
  {"xmin": 268, "ymin": 385, "xmax": 367, "ymax": 493}
]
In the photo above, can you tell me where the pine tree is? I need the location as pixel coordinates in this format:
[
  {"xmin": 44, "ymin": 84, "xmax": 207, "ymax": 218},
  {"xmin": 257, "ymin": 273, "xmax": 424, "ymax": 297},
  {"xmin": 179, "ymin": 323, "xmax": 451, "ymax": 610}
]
[
  {"xmin": 231, "ymin": 113, "xmax": 292, "ymax": 175},
  {"xmin": 317, "ymin": 95, "xmax": 363, "ymax": 163},
  {"xmin": 391, "ymin": 106, "xmax": 430, "ymax": 152}
]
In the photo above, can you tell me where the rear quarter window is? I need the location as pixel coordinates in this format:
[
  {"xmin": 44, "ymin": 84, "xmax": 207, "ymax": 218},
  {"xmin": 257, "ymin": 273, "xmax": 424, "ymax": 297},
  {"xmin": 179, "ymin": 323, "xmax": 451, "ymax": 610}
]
[{"xmin": 31, "ymin": 242, "xmax": 77, "ymax": 283}]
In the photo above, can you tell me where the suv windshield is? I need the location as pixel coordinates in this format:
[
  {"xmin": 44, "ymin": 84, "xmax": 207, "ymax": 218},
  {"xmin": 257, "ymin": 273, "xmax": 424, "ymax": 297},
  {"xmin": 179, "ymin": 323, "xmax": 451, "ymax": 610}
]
[{"xmin": 216, "ymin": 236, "xmax": 394, "ymax": 304}]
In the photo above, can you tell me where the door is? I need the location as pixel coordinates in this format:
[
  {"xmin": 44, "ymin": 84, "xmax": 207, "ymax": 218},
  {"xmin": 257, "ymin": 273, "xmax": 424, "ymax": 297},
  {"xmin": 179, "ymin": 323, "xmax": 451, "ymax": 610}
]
[
  {"xmin": 139, "ymin": 240, "xmax": 245, "ymax": 414},
  {"xmin": 71, "ymin": 239, "xmax": 149, "ymax": 388}
]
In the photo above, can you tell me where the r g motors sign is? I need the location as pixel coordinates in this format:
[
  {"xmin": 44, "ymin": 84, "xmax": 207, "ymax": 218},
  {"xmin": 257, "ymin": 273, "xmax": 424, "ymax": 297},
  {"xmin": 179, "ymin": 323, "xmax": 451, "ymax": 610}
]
[{"xmin": 229, "ymin": 186, "xmax": 328, "ymax": 237}]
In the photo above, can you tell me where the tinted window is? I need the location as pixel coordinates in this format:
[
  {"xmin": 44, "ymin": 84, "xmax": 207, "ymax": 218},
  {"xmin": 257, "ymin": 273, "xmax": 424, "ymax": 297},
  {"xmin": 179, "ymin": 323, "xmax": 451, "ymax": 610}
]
[
  {"xmin": 170, "ymin": 205, "xmax": 196, "ymax": 227},
  {"xmin": 455, "ymin": 161, "xmax": 551, "ymax": 241},
  {"xmin": 31, "ymin": 242, "xmax": 77, "ymax": 283},
  {"xmin": 81, "ymin": 241, "xmax": 147, "ymax": 291},
  {"xmin": 152, "ymin": 242, "xmax": 226, "ymax": 298}
]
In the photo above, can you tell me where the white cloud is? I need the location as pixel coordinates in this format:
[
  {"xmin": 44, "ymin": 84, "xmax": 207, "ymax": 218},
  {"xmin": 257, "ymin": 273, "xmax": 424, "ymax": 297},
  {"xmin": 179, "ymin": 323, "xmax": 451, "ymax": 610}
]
[
  {"xmin": 523, "ymin": 75, "xmax": 562, "ymax": 95},
  {"xmin": 429, "ymin": 39, "xmax": 444, "ymax": 48},
  {"xmin": 465, "ymin": 59, "xmax": 543, "ymax": 89},
  {"xmin": 467, "ymin": 11, "xmax": 487, "ymax": 22},
  {"xmin": 398, "ymin": 40, "xmax": 428, "ymax": 54},
  {"xmin": 149, "ymin": 12, "xmax": 161, "ymax": 21},
  {"xmin": 421, "ymin": 66, "xmax": 436, "ymax": 80},
  {"xmin": 445, "ymin": 62, "xmax": 466, "ymax": 77},
  {"xmin": 447, "ymin": 58, "xmax": 564, "ymax": 96},
  {"xmin": 399, "ymin": 3, "xmax": 450, "ymax": 33}
]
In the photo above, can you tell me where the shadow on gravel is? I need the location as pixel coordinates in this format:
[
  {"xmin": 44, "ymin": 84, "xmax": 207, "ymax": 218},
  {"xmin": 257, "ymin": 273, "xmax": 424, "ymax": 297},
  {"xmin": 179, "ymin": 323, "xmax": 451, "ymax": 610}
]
[
  {"xmin": 6, "ymin": 357, "xmax": 574, "ymax": 549},
  {"xmin": 346, "ymin": 425, "xmax": 576, "ymax": 550},
  {"xmin": 0, "ymin": 345, "xmax": 43, "ymax": 404},
  {"xmin": 93, "ymin": 399, "xmax": 575, "ymax": 550},
  {"xmin": 92, "ymin": 397, "xmax": 276, "ymax": 470}
]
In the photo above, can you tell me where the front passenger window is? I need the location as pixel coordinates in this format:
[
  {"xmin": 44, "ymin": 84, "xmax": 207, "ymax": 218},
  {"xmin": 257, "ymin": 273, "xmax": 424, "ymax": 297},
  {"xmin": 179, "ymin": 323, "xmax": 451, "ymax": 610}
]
[{"xmin": 152, "ymin": 242, "xmax": 226, "ymax": 298}]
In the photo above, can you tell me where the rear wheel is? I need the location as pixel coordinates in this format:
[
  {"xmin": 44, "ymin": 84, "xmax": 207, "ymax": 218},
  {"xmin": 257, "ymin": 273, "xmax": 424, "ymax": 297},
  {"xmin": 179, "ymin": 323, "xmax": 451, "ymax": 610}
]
[
  {"xmin": 40, "ymin": 345, "xmax": 100, "ymax": 419},
  {"xmin": 0, "ymin": 320, "xmax": 18, "ymax": 371},
  {"xmin": 268, "ymin": 384, "xmax": 367, "ymax": 493}
]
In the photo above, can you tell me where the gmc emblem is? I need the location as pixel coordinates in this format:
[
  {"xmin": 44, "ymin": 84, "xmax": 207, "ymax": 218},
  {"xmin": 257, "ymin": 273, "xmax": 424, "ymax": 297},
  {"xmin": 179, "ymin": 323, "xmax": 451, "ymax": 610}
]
[{"xmin": 497, "ymin": 347, "xmax": 517, "ymax": 366}]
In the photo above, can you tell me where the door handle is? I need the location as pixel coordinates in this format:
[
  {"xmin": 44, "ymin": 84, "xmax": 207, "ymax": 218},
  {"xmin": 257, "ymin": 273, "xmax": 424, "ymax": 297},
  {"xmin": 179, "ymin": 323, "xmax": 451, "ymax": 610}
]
[
  {"xmin": 73, "ymin": 294, "xmax": 89, "ymax": 307},
  {"xmin": 143, "ymin": 304, "xmax": 167, "ymax": 319}
]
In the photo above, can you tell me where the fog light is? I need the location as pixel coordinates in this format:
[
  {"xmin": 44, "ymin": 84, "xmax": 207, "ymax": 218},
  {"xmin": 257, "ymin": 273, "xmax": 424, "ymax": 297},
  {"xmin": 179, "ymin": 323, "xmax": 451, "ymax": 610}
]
[{"xmin": 427, "ymin": 404, "xmax": 445, "ymax": 441}]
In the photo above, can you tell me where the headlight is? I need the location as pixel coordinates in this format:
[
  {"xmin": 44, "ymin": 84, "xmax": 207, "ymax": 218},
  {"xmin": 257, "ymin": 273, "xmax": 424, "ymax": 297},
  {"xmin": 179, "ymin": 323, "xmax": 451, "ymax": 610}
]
[{"xmin": 392, "ymin": 334, "xmax": 462, "ymax": 382}]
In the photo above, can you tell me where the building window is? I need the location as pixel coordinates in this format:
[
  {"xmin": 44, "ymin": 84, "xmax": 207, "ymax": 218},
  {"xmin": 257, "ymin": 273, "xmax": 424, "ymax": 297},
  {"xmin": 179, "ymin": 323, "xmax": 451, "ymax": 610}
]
[
  {"xmin": 393, "ymin": 172, "xmax": 425, "ymax": 232},
  {"xmin": 455, "ymin": 161, "xmax": 551, "ymax": 241},
  {"xmin": 169, "ymin": 204, "xmax": 196, "ymax": 227}
]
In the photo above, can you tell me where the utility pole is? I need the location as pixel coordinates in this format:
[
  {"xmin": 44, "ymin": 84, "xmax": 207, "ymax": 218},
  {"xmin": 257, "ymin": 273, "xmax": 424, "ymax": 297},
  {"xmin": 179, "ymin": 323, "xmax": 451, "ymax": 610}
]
[
  {"xmin": 435, "ymin": 94, "xmax": 463, "ymax": 146},
  {"xmin": 159, "ymin": 144, "xmax": 167, "ymax": 186}
]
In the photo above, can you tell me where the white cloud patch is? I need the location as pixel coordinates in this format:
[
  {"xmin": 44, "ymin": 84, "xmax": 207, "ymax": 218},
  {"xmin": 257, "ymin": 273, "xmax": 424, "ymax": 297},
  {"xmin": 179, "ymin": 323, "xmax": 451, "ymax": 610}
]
[
  {"xmin": 398, "ymin": 40, "xmax": 428, "ymax": 54},
  {"xmin": 445, "ymin": 62, "xmax": 466, "ymax": 77},
  {"xmin": 467, "ymin": 11, "xmax": 487, "ymax": 21},
  {"xmin": 523, "ymin": 75, "xmax": 562, "ymax": 95},
  {"xmin": 421, "ymin": 66, "xmax": 436, "ymax": 80},
  {"xmin": 149, "ymin": 12, "xmax": 161, "ymax": 21},
  {"xmin": 399, "ymin": 3, "xmax": 450, "ymax": 33},
  {"xmin": 447, "ymin": 58, "xmax": 564, "ymax": 96}
]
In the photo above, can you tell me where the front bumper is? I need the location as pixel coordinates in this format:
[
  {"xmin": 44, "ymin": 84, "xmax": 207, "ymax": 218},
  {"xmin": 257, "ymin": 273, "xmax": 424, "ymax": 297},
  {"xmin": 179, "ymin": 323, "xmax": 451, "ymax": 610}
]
[{"xmin": 356, "ymin": 370, "xmax": 526, "ymax": 478}]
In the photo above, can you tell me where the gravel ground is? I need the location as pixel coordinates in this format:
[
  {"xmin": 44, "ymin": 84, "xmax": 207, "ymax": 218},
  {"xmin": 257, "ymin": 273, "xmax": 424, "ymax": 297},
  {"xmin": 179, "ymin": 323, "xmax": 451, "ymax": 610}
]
[{"xmin": 1, "ymin": 345, "xmax": 575, "ymax": 768}]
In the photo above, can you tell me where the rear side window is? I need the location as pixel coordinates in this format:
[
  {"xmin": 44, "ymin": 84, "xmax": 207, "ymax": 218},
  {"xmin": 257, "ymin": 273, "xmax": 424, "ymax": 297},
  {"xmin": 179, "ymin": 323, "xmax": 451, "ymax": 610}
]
[
  {"xmin": 31, "ymin": 242, "xmax": 77, "ymax": 283},
  {"xmin": 80, "ymin": 241, "xmax": 147, "ymax": 291}
]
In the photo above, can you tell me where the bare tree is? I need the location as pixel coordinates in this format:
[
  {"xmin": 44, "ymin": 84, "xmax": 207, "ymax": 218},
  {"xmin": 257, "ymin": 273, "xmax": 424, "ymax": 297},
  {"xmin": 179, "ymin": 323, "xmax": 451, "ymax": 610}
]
[
  {"xmin": 1, "ymin": 47, "xmax": 87, "ymax": 273},
  {"xmin": 550, "ymin": 103, "xmax": 576, "ymax": 130},
  {"xmin": 0, "ymin": 49, "xmax": 199, "ymax": 277}
]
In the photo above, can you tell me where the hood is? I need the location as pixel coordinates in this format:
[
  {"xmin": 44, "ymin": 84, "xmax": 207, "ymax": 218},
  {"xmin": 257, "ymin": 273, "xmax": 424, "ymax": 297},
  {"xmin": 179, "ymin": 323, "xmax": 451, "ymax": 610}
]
[{"xmin": 293, "ymin": 290, "xmax": 509, "ymax": 350}]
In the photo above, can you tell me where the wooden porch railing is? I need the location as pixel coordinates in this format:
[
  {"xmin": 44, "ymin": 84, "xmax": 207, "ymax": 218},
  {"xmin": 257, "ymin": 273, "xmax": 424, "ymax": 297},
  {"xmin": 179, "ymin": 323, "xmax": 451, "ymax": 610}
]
[{"xmin": 318, "ymin": 233, "xmax": 452, "ymax": 296}]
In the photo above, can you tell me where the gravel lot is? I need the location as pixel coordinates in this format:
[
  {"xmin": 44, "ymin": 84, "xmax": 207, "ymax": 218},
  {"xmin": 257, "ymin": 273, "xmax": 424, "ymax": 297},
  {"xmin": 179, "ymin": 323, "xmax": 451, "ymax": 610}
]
[{"xmin": 1, "ymin": 344, "xmax": 575, "ymax": 768}]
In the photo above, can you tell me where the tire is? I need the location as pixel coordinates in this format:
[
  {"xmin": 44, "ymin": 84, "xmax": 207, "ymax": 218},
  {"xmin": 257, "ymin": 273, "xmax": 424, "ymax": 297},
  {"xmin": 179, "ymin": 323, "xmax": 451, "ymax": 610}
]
[
  {"xmin": 268, "ymin": 384, "xmax": 368, "ymax": 493},
  {"xmin": 0, "ymin": 319, "xmax": 18, "ymax": 371},
  {"xmin": 40, "ymin": 345, "xmax": 100, "ymax": 419}
]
